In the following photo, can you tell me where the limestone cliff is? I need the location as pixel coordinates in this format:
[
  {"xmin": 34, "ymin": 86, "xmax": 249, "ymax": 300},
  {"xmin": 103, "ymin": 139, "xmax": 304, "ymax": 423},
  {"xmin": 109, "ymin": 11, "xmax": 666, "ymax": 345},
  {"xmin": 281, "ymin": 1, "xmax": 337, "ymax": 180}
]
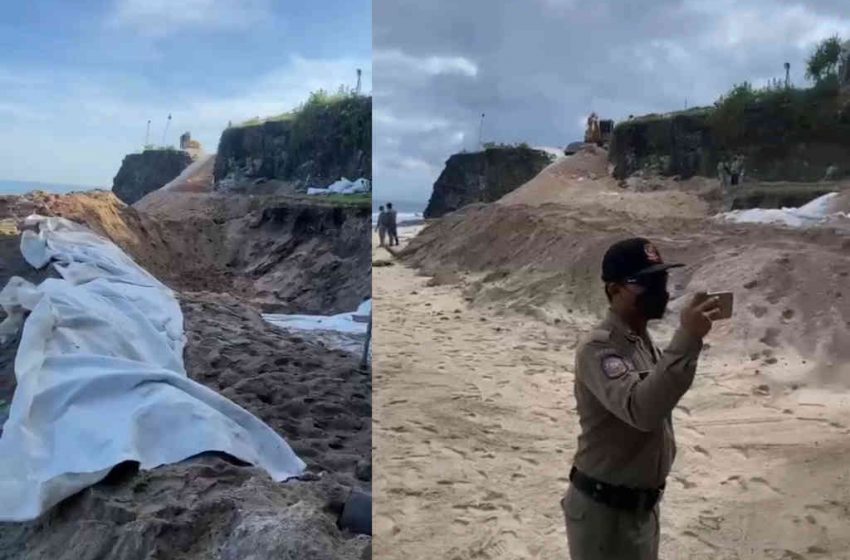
[
  {"xmin": 610, "ymin": 90, "xmax": 850, "ymax": 183},
  {"xmin": 111, "ymin": 149, "xmax": 193, "ymax": 205},
  {"xmin": 424, "ymin": 146, "xmax": 554, "ymax": 219},
  {"xmin": 214, "ymin": 95, "xmax": 371, "ymax": 190}
]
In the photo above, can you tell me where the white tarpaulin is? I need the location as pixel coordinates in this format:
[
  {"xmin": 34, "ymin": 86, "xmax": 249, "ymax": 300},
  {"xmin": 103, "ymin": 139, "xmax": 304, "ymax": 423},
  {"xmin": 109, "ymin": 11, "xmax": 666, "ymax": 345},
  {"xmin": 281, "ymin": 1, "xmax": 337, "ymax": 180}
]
[
  {"xmin": 717, "ymin": 192, "xmax": 850, "ymax": 228},
  {"xmin": 0, "ymin": 216, "xmax": 305, "ymax": 521},
  {"xmin": 307, "ymin": 177, "xmax": 371, "ymax": 196},
  {"xmin": 262, "ymin": 299, "xmax": 370, "ymax": 355},
  {"xmin": 263, "ymin": 299, "xmax": 371, "ymax": 334}
]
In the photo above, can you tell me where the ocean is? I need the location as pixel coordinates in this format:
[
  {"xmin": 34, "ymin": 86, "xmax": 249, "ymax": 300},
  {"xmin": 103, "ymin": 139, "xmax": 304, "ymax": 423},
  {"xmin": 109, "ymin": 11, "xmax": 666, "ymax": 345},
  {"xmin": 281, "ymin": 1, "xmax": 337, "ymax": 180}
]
[
  {"xmin": 372, "ymin": 198, "xmax": 427, "ymax": 226},
  {"xmin": 0, "ymin": 179, "xmax": 97, "ymax": 196}
]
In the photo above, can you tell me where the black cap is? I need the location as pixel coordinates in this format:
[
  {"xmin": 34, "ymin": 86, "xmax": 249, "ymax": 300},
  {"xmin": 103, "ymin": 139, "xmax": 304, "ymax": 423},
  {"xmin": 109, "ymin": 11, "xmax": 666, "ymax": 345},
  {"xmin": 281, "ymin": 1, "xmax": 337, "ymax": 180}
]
[{"xmin": 601, "ymin": 237, "xmax": 683, "ymax": 282}]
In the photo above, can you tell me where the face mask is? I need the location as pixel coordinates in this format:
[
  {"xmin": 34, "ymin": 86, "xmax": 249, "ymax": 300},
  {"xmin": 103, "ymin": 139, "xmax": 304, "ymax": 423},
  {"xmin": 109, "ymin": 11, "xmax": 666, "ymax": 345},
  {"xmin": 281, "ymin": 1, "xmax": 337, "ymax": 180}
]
[
  {"xmin": 630, "ymin": 273, "xmax": 669, "ymax": 319},
  {"xmin": 637, "ymin": 285, "xmax": 669, "ymax": 319}
]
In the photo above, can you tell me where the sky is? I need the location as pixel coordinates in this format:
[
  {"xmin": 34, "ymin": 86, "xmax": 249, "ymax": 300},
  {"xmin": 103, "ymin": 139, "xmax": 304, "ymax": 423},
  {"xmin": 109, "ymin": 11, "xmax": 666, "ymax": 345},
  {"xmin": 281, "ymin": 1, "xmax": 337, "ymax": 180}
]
[
  {"xmin": 0, "ymin": 0, "xmax": 371, "ymax": 187},
  {"xmin": 373, "ymin": 0, "xmax": 850, "ymax": 208}
]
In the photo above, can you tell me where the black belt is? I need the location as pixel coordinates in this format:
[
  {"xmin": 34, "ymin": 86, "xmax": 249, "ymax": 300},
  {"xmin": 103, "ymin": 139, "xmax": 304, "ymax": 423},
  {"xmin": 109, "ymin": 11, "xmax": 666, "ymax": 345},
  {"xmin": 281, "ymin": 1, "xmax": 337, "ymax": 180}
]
[{"xmin": 569, "ymin": 466, "xmax": 664, "ymax": 511}]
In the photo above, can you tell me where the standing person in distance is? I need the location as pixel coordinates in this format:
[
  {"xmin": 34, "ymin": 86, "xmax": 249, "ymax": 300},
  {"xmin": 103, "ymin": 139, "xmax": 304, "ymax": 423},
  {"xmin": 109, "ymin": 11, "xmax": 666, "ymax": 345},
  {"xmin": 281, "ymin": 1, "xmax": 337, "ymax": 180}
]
[
  {"xmin": 376, "ymin": 205, "xmax": 388, "ymax": 247},
  {"xmin": 386, "ymin": 202, "xmax": 399, "ymax": 247}
]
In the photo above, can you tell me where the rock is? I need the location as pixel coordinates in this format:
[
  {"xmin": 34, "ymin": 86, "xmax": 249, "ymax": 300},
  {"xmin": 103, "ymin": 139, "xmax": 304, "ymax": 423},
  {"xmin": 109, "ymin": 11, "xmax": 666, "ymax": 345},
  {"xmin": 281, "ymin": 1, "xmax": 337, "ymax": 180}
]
[
  {"xmin": 112, "ymin": 149, "xmax": 193, "ymax": 205},
  {"xmin": 424, "ymin": 146, "xmax": 554, "ymax": 218},
  {"xmin": 214, "ymin": 96, "xmax": 371, "ymax": 191},
  {"xmin": 610, "ymin": 103, "xmax": 850, "ymax": 185}
]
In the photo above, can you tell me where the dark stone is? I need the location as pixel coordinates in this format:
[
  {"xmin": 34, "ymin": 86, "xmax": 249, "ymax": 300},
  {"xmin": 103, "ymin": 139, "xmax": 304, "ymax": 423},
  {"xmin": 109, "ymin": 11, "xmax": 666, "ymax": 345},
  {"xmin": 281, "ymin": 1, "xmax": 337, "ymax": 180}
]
[
  {"xmin": 609, "ymin": 100, "xmax": 850, "ymax": 185},
  {"xmin": 214, "ymin": 96, "xmax": 372, "ymax": 191},
  {"xmin": 112, "ymin": 149, "xmax": 192, "ymax": 205},
  {"xmin": 424, "ymin": 146, "xmax": 554, "ymax": 219}
]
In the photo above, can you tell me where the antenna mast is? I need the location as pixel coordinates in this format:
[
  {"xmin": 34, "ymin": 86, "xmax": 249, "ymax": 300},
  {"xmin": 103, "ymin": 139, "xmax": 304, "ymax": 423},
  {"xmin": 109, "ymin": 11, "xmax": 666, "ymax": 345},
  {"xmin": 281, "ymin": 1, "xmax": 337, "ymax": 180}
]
[{"xmin": 161, "ymin": 114, "xmax": 172, "ymax": 146}]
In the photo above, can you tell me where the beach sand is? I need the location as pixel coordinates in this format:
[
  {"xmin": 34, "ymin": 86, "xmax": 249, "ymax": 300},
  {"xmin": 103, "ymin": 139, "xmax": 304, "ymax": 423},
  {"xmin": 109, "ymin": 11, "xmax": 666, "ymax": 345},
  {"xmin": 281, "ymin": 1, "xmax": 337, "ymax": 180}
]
[{"xmin": 374, "ymin": 221, "xmax": 850, "ymax": 557}]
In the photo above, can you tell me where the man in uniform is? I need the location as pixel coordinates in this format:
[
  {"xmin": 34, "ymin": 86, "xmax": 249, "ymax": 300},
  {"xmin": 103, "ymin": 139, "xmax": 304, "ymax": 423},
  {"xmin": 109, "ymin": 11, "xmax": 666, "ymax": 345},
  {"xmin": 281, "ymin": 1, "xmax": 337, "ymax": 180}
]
[{"xmin": 562, "ymin": 237, "xmax": 721, "ymax": 559}]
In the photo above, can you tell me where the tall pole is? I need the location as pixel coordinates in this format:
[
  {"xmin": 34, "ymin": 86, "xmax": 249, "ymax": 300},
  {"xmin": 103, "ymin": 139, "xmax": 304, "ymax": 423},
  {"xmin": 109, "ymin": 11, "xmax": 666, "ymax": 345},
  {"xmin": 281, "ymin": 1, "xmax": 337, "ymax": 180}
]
[
  {"xmin": 356, "ymin": 68, "xmax": 362, "ymax": 94},
  {"xmin": 478, "ymin": 112, "xmax": 485, "ymax": 150},
  {"xmin": 144, "ymin": 119, "xmax": 151, "ymax": 149},
  {"xmin": 162, "ymin": 114, "xmax": 172, "ymax": 146},
  {"xmin": 784, "ymin": 62, "xmax": 790, "ymax": 89}
]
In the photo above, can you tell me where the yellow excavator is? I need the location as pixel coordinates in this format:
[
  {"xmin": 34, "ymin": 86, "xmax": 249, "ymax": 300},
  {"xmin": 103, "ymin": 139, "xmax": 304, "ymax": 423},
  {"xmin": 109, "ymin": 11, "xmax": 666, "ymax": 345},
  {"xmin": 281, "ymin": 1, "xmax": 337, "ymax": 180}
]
[{"xmin": 584, "ymin": 113, "xmax": 613, "ymax": 147}]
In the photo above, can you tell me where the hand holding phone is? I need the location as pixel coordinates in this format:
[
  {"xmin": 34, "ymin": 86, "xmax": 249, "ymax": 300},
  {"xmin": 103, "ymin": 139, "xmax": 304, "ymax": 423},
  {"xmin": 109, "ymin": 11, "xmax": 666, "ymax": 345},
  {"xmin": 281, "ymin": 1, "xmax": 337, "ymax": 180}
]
[{"xmin": 706, "ymin": 292, "xmax": 733, "ymax": 320}]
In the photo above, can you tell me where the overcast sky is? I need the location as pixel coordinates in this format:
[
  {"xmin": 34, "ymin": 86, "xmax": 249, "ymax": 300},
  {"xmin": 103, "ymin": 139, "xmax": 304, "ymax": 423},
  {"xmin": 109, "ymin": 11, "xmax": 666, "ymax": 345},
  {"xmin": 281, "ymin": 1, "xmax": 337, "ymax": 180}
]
[
  {"xmin": 0, "ymin": 0, "xmax": 371, "ymax": 187},
  {"xmin": 373, "ymin": 0, "xmax": 850, "ymax": 208}
]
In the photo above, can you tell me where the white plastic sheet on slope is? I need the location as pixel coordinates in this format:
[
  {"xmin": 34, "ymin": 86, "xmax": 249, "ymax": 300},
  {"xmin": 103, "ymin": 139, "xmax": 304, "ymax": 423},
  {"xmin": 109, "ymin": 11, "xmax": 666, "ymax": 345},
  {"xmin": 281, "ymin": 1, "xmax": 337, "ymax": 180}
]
[
  {"xmin": 307, "ymin": 177, "xmax": 371, "ymax": 196},
  {"xmin": 717, "ymin": 192, "xmax": 850, "ymax": 228},
  {"xmin": 262, "ymin": 299, "xmax": 370, "ymax": 355},
  {"xmin": 263, "ymin": 299, "xmax": 370, "ymax": 334},
  {"xmin": 0, "ymin": 216, "xmax": 305, "ymax": 522}
]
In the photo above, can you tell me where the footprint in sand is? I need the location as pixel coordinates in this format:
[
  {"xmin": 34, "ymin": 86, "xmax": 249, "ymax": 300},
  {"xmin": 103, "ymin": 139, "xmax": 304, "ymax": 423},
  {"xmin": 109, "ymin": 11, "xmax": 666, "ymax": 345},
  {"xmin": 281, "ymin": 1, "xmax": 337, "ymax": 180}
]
[
  {"xmin": 692, "ymin": 445, "xmax": 711, "ymax": 457},
  {"xmin": 674, "ymin": 476, "xmax": 697, "ymax": 489},
  {"xmin": 750, "ymin": 477, "xmax": 783, "ymax": 494}
]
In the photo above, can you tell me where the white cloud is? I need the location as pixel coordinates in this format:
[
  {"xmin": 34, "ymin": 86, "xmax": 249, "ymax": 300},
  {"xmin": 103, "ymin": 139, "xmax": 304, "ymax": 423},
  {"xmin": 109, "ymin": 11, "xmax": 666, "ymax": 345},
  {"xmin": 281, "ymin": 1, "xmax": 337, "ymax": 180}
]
[
  {"xmin": 374, "ymin": 49, "xmax": 479, "ymax": 77},
  {"xmin": 107, "ymin": 0, "xmax": 271, "ymax": 37},
  {"xmin": 685, "ymin": 0, "xmax": 850, "ymax": 50},
  {"xmin": 374, "ymin": 110, "xmax": 451, "ymax": 133},
  {"xmin": 0, "ymin": 55, "xmax": 372, "ymax": 185}
]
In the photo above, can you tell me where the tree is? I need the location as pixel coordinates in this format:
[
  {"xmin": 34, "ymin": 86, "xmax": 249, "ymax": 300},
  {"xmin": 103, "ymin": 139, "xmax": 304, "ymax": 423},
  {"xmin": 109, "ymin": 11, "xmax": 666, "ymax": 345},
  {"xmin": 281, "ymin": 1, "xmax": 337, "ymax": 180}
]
[{"xmin": 806, "ymin": 36, "xmax": 842, "ymax": 83}]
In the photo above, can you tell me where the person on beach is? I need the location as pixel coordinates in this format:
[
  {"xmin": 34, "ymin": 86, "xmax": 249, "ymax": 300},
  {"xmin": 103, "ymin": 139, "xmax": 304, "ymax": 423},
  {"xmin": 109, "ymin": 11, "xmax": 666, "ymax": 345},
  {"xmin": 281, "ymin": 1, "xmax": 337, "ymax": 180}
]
[
  {"xmin": 376, "ymin": 205, "xmax": 388, "ymax": 247},
  {"xmin": 562, "ymin": 237, "xmax": 721, "ymax": 560},
  {"xmin": 386, "ymin": 202, "xmax": 399, "ymax": 246}
]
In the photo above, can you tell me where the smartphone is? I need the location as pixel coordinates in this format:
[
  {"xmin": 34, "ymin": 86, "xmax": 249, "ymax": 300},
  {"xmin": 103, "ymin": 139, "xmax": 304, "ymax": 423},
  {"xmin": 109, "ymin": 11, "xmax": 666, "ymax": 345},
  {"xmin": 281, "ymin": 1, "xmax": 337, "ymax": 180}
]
[{"xmin": 706, "ymin": 292, "xmax": 734, "ymax": 320}]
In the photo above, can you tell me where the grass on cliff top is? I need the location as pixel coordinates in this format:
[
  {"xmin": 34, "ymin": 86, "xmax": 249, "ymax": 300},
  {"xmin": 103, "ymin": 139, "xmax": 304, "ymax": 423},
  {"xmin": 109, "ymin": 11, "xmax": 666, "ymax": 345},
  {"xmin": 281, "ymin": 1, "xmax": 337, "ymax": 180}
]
[
  {"xmin": 232, "ymin": 88, "xmax": 372, "ymax": 180},
  {"xmin": 618, "ymin": 77, "xmax": 845, "ymax": 140},
  {"xmin": 236, "ymin": 88, "xmax": 366, "ymax": 127}
]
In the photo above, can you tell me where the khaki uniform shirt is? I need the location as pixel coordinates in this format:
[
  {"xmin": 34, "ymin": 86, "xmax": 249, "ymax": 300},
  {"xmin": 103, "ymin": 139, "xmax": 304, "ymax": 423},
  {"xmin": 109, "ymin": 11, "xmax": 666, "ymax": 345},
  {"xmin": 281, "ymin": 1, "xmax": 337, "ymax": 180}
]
[{"xmin": 572, "ymin": 310, "xmax": 703, "ymax": 489}]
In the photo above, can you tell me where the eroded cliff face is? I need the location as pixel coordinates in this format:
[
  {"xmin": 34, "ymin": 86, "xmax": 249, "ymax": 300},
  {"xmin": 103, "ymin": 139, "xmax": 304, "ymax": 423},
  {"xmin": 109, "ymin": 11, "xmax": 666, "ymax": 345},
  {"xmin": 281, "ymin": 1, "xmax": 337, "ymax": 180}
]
[
  {"xmin": 610, "ymin": 96, "xmax": 850, "ymax": 183},
  {"xmin": 424, "ymin": 146, "xmax": 554, "ymax": 219},
  {"xmin": 112, "ymin": 149, "xmax": 193, "ymax": 204},
  {"xmin": 214, "ymin": 96, "xmax": 372, "ymax": 191}
]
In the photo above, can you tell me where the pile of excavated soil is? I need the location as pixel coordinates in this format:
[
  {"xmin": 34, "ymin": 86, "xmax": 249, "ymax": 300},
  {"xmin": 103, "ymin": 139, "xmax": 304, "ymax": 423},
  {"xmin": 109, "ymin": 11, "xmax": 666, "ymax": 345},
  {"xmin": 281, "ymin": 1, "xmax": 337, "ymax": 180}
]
[
  {"xmin": 499, "ymin": 147, "xmax": 711, "ymax": 219},
  {"xmin": 403, "ymin": 202, "xmax": 850, "ymax": 368},
  {"xmin": 0, "ymin": 190, "xmax": 370, "ymax": 315},
  {"xmin": 402, "ymin": 148, "xmax": 850, "ymax": 373}
]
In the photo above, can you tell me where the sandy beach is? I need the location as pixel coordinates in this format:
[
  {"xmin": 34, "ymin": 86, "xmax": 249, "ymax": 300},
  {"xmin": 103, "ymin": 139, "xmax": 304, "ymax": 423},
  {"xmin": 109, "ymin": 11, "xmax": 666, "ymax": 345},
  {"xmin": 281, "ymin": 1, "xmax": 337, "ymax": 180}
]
[{"xmin": 373, "ymin": 151, "xmax": 850, "ymax": 559}]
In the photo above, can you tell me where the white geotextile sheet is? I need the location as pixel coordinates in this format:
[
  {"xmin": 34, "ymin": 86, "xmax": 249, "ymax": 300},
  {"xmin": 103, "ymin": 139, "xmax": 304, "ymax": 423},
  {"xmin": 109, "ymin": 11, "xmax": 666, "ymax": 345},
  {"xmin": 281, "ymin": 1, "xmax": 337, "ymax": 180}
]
[
  {"xmin": 307, "ymin": 177, "xmax": 371, "ymax": 196},
  {"xmin": 717, "ymin": 192, "xmax": 850, "ymax": 228},
  {"xmin": 263, "ymin": 299, "xmax": 371, "ymax": 335},
  {"xmin": 0, "ymin": 216, "xmax": 305, "ymax": 521}
]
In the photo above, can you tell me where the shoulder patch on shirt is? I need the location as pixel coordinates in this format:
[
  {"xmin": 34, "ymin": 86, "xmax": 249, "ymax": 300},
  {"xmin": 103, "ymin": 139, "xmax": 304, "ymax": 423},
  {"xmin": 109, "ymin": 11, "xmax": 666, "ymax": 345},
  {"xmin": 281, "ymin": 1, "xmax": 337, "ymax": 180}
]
[
  {"xmin": 601, "ymin": 355, "xmax": 629, "ymax": 379},
  {"xmin": 590, "ymin": 329, "xmax": 611, "ymax": 343}
]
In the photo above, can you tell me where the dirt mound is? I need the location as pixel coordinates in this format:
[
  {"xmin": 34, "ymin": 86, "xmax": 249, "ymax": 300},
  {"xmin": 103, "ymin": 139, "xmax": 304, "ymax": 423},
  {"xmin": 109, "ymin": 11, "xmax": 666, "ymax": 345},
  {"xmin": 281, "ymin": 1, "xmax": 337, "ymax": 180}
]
[
  {"xmin": 499, "ymin": 147, "xmax": 710, "ymax": 219},
  {"xmin": 0, "ymin": 455, "xmax": 368, "ymax": 560},
  {"xmin": 402, "ymin": 201, "xmax": 850, "ymax": 369},
  {"xmin": 0, "ymin": 190, "xmax": 370, "ymax": 315}
]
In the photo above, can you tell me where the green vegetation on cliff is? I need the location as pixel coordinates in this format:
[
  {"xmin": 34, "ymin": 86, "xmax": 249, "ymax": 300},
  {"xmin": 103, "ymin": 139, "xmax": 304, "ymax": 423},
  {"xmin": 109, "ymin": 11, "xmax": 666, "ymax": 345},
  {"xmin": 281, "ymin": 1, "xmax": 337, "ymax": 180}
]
[
  {"xmin": 610, "ymin": 36, "xmax": 850, "ymax": 185},
  {"xmin": 216, "ymin": 90, "xmax": 371, "ymax": 188}
]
